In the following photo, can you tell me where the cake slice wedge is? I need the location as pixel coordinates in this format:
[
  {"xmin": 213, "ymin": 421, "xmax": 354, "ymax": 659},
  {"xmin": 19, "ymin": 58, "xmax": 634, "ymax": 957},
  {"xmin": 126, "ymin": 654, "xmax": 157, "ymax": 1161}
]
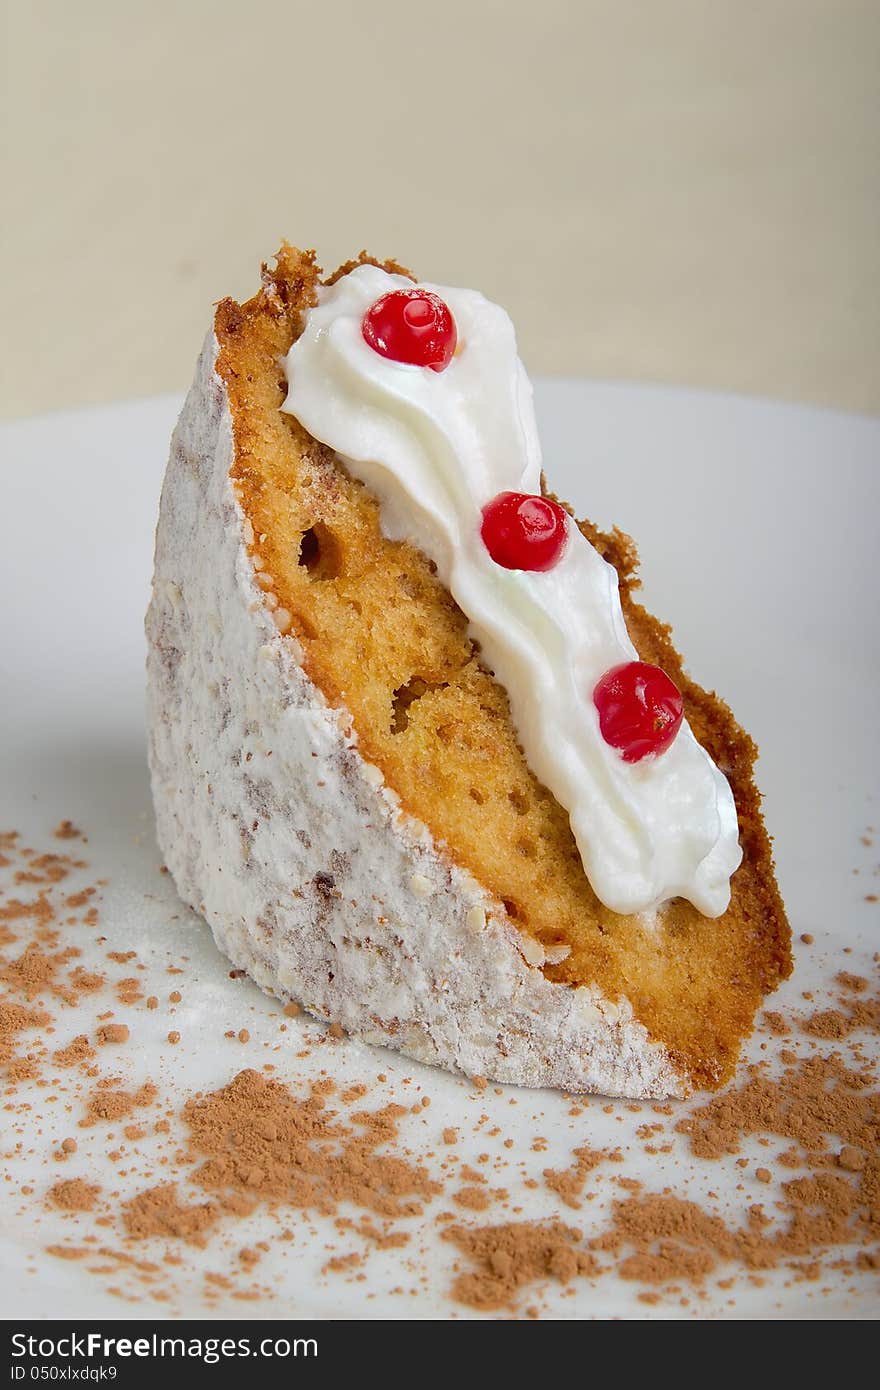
[{"xmin": 146, "ymin": 243, "xmax": 790, "ymax": 1099}]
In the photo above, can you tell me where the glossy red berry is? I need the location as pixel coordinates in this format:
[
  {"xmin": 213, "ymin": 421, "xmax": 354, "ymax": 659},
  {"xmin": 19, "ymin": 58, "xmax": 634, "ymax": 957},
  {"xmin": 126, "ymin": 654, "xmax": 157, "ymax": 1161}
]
[
  {"xmin": 593, "ymin": 661, "xmax": 684, "ymax": 763},
  {"xmin": 480, "ymin": 492, "xmax": 568, "ymax": 572},
  {"xmin": 362, "ymin": 289, "xmax": 457, "ymax": 372}
]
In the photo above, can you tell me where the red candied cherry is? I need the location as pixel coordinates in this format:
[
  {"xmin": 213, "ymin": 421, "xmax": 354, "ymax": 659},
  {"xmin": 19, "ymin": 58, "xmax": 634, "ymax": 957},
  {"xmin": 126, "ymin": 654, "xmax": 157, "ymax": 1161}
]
[
  {"xmin": 362, "ymin": 289, "xmax": 457, "ymax": 372},
  {"xmin": 480, "ymin": 492, "xmax": 568, "ymax": 572},
  {"xmin": 593, "ymin": 661, "xmax": 684, "ymax": 763}
]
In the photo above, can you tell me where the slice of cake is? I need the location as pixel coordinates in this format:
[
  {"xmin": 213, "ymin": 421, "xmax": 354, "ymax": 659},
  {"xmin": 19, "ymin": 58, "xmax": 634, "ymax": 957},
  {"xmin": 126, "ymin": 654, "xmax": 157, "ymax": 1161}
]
[{"xmin": 146, "ymin": 243, "xmax": 790, "ymax": 1099}]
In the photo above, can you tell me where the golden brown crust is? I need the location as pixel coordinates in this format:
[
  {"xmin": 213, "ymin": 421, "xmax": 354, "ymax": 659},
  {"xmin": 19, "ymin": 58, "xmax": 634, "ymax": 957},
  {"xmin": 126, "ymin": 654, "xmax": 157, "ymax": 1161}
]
[
  {"xmin": 323, "ymin": 249, "xmax": 415, "ymax": 286},
  {"xmin": 214, "ymin": 245, "xmax": 791, "ymax": 1091}
]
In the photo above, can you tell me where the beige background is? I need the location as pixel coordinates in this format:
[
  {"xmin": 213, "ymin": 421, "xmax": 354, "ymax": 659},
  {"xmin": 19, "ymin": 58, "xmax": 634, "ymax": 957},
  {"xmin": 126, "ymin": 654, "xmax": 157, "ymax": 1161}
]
[{"xmin": 4, "ymin": 0, "xmax": 878, "ymax": 420}]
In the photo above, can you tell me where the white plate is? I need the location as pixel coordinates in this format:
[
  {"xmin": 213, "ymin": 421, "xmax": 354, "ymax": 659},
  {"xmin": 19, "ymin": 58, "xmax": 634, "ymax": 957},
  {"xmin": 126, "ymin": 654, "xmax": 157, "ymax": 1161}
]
[{"xmin": 1, "ymin": 384, "xmax": 878, "ymax": 1320}]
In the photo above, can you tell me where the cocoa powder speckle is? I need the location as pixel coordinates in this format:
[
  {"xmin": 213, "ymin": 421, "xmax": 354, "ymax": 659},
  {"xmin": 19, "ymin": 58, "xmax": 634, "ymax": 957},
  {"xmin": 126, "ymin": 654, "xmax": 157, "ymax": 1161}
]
[
  {"xmin": 47, "ymin": 1178, "xmax": 101, "ymax": 1212},
  {"xmin": 543, "ymin": 1146, "xmax": 609, "ymax": 1210},
  {"xmin": 96, "ymin": 1024, "xmax": 130, "ymax": 1046},
  {"xmin": 53, "ymin": 821, "xmax": 84, "ymax": 842},
  {"xmin": 442, "ymin": 1221, "xmax": 598, "ymax": 1311},
  {"xmin": 123, "ymin": 1184, "xmax": 218, "ymax": 1245},
  {"xmin": 80, "ymin": 1083, "xmax": 157, "ymax": 1128},
  {"xmin": 53, "ymin": 1034, "xmax": 95, "ymax": 1068}
]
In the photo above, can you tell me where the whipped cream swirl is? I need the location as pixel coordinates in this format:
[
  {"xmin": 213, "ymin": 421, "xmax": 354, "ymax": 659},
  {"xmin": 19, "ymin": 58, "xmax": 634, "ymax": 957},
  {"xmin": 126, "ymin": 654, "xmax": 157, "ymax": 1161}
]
[{"xmin": 281, "ymin": 265, "xmax": 742, "ymax": 917}]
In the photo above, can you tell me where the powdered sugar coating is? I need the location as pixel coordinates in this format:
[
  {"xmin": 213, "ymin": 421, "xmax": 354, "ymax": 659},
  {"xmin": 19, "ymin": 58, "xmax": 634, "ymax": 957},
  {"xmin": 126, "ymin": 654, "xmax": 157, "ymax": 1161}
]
[{"xmin": 145, "ymin": 334, "xmax": 683, "ymax": 1099}]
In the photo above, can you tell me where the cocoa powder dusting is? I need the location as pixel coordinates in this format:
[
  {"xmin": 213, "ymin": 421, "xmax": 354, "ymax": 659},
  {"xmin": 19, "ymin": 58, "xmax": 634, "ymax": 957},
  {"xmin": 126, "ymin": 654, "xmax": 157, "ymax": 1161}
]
[
  {"xmin": 439, "ymin": 978, "xmax": 880, "ymax": 1309},
  {"xmin": 47, "ymin": 1179, "xmax": 101, "ymax": 1212},
  {"xmin": 80, "ymin": 1083, "xmax": 157, "ymax": 1128},
  {"xmin": 53, "ymin": 821, "xmax": 85, "ymax": 842},
  {"xmin": 676, "ymin": 1053, "xmax": 878, "ymax": 1160},
  {"xmin": 543, "ymin": 1145, "xmax": 609, "ymax": 1210},
  {"xmin": 802, "ymin": 1010, "xmax": 852, "ymax": 1040},
  {"xmin": 0, "ymin": 998, "xmax": 50, "ymax": 1074},
  {"xmin": 122, "ymin": 1185, "xmax": 218, "ymax": 1245},
  {"xmin": 442, "ymin": 1221, "xmax": 598, "ymax": 1311},
  {"xmin": 0, "ymin": 944, "xmax": 82, "ymax": 1004},
  {"xmin": 3, "ymin": 821, "xmax": 879, "ymax": 1315},
  {"xmin": 96, "ymin": 1024, "xmax": 130, "ymax": 1046},
  {"xmin": 182, "ymin": 1069, "xmax": 441, "ymax": 1220},
  {"xmin": 53, "ymin": 1034, "xmax": 96, "ymax": 1068}
]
